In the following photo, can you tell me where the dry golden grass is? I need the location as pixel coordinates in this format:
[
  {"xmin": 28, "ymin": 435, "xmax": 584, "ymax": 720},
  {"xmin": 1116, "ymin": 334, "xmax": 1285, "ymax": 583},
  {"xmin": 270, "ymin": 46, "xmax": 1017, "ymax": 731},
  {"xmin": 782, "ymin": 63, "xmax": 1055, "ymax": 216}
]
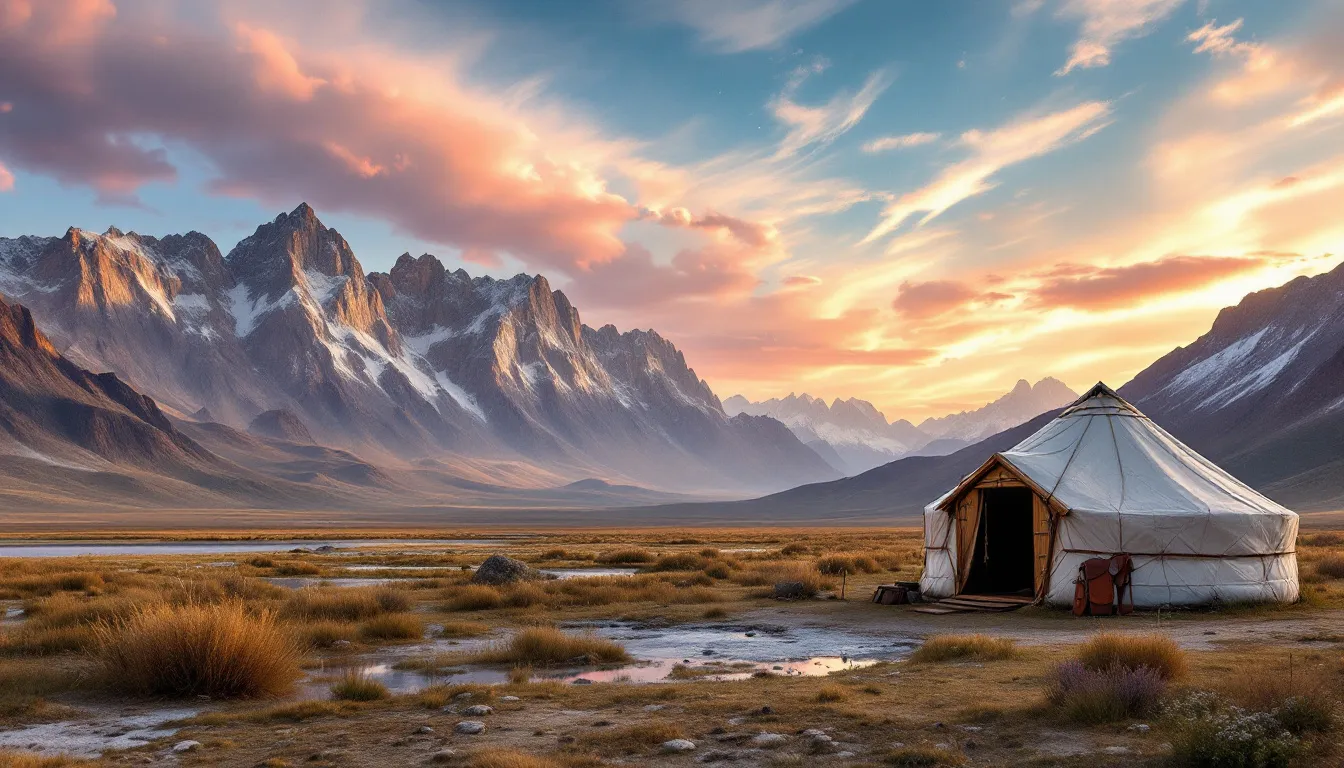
[
  {"xmin": 1075, "ymin": 632, "xmax": 1187, "ymax": 680},
  {"xmin": 447, "ymin": 584, "xmax": 505, "ymax": 611},
  {"xmin": 294, "ymin": 619, "xmax": 357, "ymax": 649},
  {"xmin": 1218, "ymin": 664, "xmax": 1336, "ymax": 735},
  {"xmin": 474, "ymin": 627, "xmax": 629, "ymax": 666},
  {"xmin": 358, "ymin": 612, "xmax": 424, "ymax": 641},
  {"xmin": 1316, "ymin": 554, "xmax": 1344, "ymax": 579},
  {"xmin": 594, "ymin": 548, "xmax": 654, "ymax": 564},
  {"xmin": 815, "ymin": 683, "xmax": 850, "ymax": 702},
  {"xmin": 444, "ymin": 575, "xmax": 721, "ymax": 613},
  {"xmin": 467, "ymin": 749, "xmax": 600, "ymax": 768},
  {"xmin": 280, "ymin": 586, "xmax": 410, "ymax": 621},
  {"xmin": 815, "ymin": 554, "xmax": 883, "ymax": 575},
  {"xmin": 577, "ymin": 721, "xmax": 684, "ymax": 755},
  {"xmin": 910, "ymin": 634, "xmax": 1018, "ymax": 663},
  {"xmin": 440, "ymin": 620, "xmax": 492, "ymax": 638},
  {"xmin": 0, "ymin": 752, "xmax": 98, "ymax": 768},
  {"xmin": 732, "ymin": 562, "xmax": 832, "ymax": 596},
  {"xmin": 330, "ymin": 670, "xmax": 390, "ymax": 701},
  {"xmin": 273, "ymin": 561, "xmax": 320, "ymax": 576},
  {"xmin": 95, "ymin": 601, "xmax": 300, "ymax": 698}
]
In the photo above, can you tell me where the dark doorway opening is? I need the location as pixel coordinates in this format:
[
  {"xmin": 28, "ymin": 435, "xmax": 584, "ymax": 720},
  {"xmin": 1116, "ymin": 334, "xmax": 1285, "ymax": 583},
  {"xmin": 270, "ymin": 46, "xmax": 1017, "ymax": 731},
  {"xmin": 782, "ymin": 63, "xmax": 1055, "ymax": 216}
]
[{"xmin": 963, "ymin": 487, "xmax": 1035, "ymax": 596}]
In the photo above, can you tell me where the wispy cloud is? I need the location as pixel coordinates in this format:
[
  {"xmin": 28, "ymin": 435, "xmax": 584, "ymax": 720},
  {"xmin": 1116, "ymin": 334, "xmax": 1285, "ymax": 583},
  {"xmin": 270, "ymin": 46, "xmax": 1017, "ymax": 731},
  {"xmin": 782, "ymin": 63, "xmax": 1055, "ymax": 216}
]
[
  {"xmin": 863, "ymin": 101, "xmax": 1112, "ymax": 244},
  {"xmin": 770, "ymin": 63, "xmax": 892, "ymax": 159},
  {"xmin": 0, "ymin": 161, "xmax": 13, "ymax": 192},
  {"xmin": 862, "ymin": 132, "xmax": 941, "ymax": 153},
  {"xmin": 657, "ymin": 0, "xmax": 858, "ymax": 54},
  {"xmin": 1054, "ymin": 0, "xmax": 1185, "ymax": 76}
]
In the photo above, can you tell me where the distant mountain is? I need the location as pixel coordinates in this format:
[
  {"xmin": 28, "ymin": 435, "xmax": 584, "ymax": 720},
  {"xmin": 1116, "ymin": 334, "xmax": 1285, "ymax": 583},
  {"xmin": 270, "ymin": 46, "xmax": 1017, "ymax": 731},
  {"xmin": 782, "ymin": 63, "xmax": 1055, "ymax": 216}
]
[
  {"xmin": 917, "ymin": 378, "xmax": 1078, "ymax": 443},
  {"xmin": 723, "ymin": 392, "xmax": 929, "ymax": 475},
  {"xmin": 1122, "ymin": 259, "xmax": 1344, "ymax": 510},
  {"xmin": 0, "ymin": 204, "xmax": 836, "ymax": 495}
]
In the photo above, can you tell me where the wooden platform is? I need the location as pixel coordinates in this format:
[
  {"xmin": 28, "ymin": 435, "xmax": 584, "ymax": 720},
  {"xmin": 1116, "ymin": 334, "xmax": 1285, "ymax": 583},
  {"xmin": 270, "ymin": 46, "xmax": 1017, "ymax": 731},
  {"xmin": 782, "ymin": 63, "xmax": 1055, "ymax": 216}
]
[{"xmin": 911, "ymin": 594, "xmax": 1034, "ymax": 614}]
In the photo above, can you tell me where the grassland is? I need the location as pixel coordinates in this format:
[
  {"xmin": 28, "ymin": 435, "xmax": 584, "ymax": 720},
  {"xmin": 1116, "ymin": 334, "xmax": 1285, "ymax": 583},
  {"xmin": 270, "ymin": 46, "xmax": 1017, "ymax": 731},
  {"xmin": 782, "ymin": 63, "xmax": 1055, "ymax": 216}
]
[{"xmin": 0, "ymin": 527, "xmax": 1341, "ymax": 767}]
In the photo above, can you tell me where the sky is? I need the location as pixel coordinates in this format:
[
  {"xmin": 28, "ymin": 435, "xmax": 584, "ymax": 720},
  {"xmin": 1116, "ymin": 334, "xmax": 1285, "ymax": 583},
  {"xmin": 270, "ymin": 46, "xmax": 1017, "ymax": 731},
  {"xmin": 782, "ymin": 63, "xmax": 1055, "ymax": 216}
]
[{"xmin": 2, "ymin": 0, "xmax": 1343, "ymax": 422}]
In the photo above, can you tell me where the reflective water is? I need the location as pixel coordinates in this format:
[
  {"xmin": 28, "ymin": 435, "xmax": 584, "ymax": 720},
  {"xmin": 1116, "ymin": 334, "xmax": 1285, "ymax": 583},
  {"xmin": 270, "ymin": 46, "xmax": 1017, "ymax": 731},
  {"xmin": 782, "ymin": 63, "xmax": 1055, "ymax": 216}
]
[
  {"xmin": 0, "ymin": 539, "xmax": 515, "ymax": 558},
  {"xmin": 0, "ymin": 708, "xmax": 197, "ymax": 758},
  {"xmin": 304, "ymin": 621, "xmax": 916, "ymax": 696}
]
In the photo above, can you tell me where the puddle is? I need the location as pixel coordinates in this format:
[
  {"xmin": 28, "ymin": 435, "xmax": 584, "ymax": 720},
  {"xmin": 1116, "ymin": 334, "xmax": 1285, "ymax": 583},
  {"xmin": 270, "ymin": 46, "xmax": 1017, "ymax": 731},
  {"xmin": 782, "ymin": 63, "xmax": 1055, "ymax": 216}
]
[
  {"xmin": 540, "ymin": 567, "xmax": 638, "ymax": 579},
  {"xmin": 0, "ymin": 539, "xmax": 519, "ymax": 558},
  {"xmin": 0, "ymin": 708, "xmax": 197, "ymax": 758},
  {"xmin": 304, "ymin": 621, "xmax": 915, "ymax": 696},
  {"xmin": 264, "ymin": 577, "xmax": 404, "ymax": 589}
]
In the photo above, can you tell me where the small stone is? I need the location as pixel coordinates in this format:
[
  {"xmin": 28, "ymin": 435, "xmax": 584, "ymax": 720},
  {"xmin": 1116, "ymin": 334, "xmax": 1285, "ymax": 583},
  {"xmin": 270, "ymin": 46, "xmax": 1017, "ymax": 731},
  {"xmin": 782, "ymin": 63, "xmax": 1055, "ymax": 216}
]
[
  {"xmin": 453, "ymin": 692, "xmax": 473, "ymax": 700},
  {"xmin": 726, "ymin": 717, "xmax": 746, "ymax": 726},
  {"xmin": 644, "ymin": 704, "xmax": 666, "ymax": 712},
  {"xmin": 416, "ymin": 726, "xmax": 435, "ymax": 734},
  {"xmin": 172, "ymin": 740, "xmax": 201, "ymax": 753},
  {"xmin": 759, "ymin": 706, "xmax": 773, "ymax": 715},
  {"xmin": 332, "ymin": 639, "xmax": 352, "ymax": 649},
  {"xmin": 935, "ymin": 742, "xmax": 951, "ymax": 750},
  {"xmin": 959, "ymin": 725, "xmax": 982, "ymax": 732},
  {"xmin": 455, "ymin": 721, "xmax": 486, "ymax": 735},
  {"xmin": 1129, "ymin": 724, "xmax": 1150, "ymax": 733},
  {"xmin": 745, "ymin": 631, "xmax": 756, "ymax": 637},
  {"xmin": 431, "ymin": 749, "xmax": 457, "ymax": 763},
  {"xmin": 462, "ymin": 705, "xmax": 493, "ymax": 716},
  {"xmin": 702, "ymin": 649, "xmax": 715, "ymax": 656},
  {"xmin": 500, "ymin": 696, "xmax": 521, "ymax": 702},
  {"xmin": 750, "ymin": 733, "xmax": 787, "ymax": 748},
  {"xmin": 662, "ymin": 739, "xmax": 697, "ymax": 753},
  {"xmin": 1103, "ymin": 746, "xmax": 1130, "ymax": 755},
  {"xmin": 834, "ymin": 751, "xmax": 855, "ymax": 758},
  {"xmin": 800, "ymin": 729, "xmax": 827, "ymax": 738},
  {"xmin": 572, "ymin": 678, "xmax": 593, "ymax": 685},
  {"xmin": 771, "ymin": 665, "xmax": 783, "ymax": 671}
]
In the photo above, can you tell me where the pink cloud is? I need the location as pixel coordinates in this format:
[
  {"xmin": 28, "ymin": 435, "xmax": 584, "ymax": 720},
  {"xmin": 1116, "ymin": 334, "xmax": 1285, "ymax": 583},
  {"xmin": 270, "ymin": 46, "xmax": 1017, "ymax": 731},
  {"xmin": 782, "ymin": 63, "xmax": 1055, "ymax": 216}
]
[
  {"xmin": 0, "ymin": 160, "xmax": 13, "ymax": 191},
  {"xmin": 782, "ymin": 274, "xmax": 821, "ymax": 287},
  {"xmin": 1027, "ymin": 254, "xmax": 1271, "ymax": 309},
  {"xmin": 892, "ymin": 279, "xmax": 979, "ymax": 319}
]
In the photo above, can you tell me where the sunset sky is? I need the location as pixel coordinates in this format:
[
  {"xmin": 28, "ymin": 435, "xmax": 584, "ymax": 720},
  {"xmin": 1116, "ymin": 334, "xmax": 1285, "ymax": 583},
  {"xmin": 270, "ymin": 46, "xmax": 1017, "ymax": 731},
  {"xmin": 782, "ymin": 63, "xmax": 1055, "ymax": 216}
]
[{"xmin": 2, "ymin": 0, "xmax": 1343, "ymax": 422}]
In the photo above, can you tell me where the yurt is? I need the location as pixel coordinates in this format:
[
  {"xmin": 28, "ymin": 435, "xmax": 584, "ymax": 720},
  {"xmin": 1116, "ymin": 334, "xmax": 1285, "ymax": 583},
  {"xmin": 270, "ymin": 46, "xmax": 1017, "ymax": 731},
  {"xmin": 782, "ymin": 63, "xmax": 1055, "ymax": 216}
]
[{"xmin": 920, "ymin": 382, "xmax": 1299, "ymax": 608}]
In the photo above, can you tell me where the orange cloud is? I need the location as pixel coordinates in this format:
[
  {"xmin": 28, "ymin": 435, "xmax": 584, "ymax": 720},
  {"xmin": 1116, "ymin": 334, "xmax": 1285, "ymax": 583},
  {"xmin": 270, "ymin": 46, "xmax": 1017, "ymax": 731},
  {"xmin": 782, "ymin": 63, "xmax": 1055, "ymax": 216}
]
[
  {"xmin": 0, "ymin": 160, "xmax": 12, "ymax": 191},
  {"xmin": 1027, "ymin": 254, "xmax": 1274, "ymax": 310},
  {"xmin": 892, "ymin": 280, "xmax": 978, "ymax": 319}
]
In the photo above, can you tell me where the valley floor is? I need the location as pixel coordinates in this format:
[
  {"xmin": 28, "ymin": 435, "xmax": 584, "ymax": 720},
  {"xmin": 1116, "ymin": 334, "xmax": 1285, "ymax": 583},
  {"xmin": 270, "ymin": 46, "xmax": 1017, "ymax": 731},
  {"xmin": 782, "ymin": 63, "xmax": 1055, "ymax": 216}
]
[{"xmin": 1, "ymin": 528, "xmax": 1342, "ymax": 767}]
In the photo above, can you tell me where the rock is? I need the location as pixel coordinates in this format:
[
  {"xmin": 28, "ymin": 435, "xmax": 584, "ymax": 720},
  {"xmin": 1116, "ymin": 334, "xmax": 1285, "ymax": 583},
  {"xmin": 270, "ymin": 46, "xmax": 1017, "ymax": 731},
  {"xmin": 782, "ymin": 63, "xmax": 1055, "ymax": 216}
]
[
  {"xmin": 314, "ymin": 545, "xmax": 336, "ymax": 553},
  {"xmin": 771, "ymin": 665, "xmax": 783, "ymax": 671},
  {"xmin": 800, "ymin": 729, "xmax": 827, "ymax": 738},
  {"xmin": 416, "ymin": 726, "xmax": 435, "ymax": 734},
  {"xmin": 471, "ymin": 554, "xmax": 543, "ymax": 585},
  {"xmin": 745, "ymin": 631, "xmax": 756, "ymax": 637},
  {"xmin": 773, "ymin": 581, "xmax": 808, "ymax": 599},
  {"xmin": 455, "ymin": 721, "xmax": 486, "ymax": 735},
  {"xmin": 431, "ymin": 749, "xmax": 457, "ymax": 763},
  {"xmin": 662, "ymin": 739, "xmax": 697, "ymax": 753},
  {"xmin": 697, "ymin": 750, "xmax": 735, "ymax": 763},
  {"xmin": 1102, "ymin": 746, "xmax": 1130, "ymax": 755},
  {"xmin": 727, "ymin": 717, "xmax": 746, "ymax": 726},
  {"xmin": 644, "ymin": 704, "xmax": 666, "ymax": 711},
  {"xmin": 750, "ymin": 733, "xmax": 787, "ymax": 748},
  {"xmin": 500, "ymin": 695, "xmax": 521, "ymax": 702},
  {"xmin": 834, "ymin": 751, "xmax": 855, "ymax": 758},
  {"xmin": 1129, "ymin": 723, "xmax": 1150, "ymax": 733},
  {"xmin": 171, "ymin": 740, "xmax": 201, "ymax": 753},
  {"xmin": 462, "ymin": 705, "xmax": 493, "ymax": 716},
  {"xmin": 759, "ymin": 706, "xmax": 773, "ymax": 715},
  {"xmin": 332, "ymin": 639, "xmax": 352, "ymax": 649},
  {"xmin": 572, "ymin": 678, "xmax": 593, "ymax": 685},
  {"xmin": 702, "ymin": 649, "xmax": 715, "ymax": 656}
]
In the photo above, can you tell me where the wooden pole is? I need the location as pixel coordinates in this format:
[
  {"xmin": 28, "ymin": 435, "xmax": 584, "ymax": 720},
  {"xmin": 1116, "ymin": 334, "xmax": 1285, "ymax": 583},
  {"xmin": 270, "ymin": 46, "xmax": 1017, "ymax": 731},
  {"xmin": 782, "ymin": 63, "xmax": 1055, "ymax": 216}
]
[{"xmin": 841, "ymin": 571, "xmax": 847, "ymax": 600}]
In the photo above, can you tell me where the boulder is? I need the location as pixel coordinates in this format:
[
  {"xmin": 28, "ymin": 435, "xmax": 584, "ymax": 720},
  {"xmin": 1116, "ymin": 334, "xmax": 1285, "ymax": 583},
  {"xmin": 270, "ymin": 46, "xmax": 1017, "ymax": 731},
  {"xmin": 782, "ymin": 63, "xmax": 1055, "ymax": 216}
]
[
  {"xmin": 472, "ymin": 554, "xmax": 544, "ymax": 585},
  {"xmin": 455, "ymin": 721, "xmax": 486, "ymax": 735},
  {"xmin": 172, "ymin": 740, "xmax": 201, "ymax": 753},
  {"xmin": 462, "ymin": 704, "xmax": 493, "ymax": 716},
  {"xmin": 662, "ymin": 739, "xmax": 697, "ymax": 753},
  {"xmin": 773, "ymin": 581, "xmax": 809, "ymax": 599}
]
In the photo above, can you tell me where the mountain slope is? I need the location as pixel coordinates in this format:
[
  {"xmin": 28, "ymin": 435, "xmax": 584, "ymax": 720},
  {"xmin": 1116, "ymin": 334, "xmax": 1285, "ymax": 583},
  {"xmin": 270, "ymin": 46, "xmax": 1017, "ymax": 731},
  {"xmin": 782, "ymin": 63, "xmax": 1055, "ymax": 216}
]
[
  {"xmin": 1121, "ymin": 259, "xmax": 1344, "ymax": 510},
  {"xmin": 917, "ymin": 377, "xmax": 1077, "ymax": 443}
]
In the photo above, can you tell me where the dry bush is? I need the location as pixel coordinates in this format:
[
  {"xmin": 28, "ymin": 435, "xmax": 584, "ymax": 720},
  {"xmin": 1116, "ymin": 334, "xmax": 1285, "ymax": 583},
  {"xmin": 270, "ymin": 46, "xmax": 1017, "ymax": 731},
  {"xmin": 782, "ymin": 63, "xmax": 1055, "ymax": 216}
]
[
  {"xmin": 779, "ymin": 543, "xmax": 810, "ymax": 556},
  {"xmin": 95, "ymin": 601, "xmax": 300, "ymax": 698},
  {"xmin": 330, "ymin": 670, "xmax": 389, "ymax": 701},
  {"xmin": 274, "ymin": 561, "xmax": 320, "ymax": 576},
  {"xmin": 247, "ymin": 556, "xmax": 276, "ymax": 568},
  {"xmin": 474, "ymin": 627, "xmax": 629, "ymax": 666},
  {"xmin": 703, "ymin": 607, "xmax": 728, "ymax": 619},
  {"xmin": 815, "ymin": 683, "xmax": 850, "ymax": 702},
  {"xmin": 595, "ymin": 548, "xmax": 655, "ymax": 564},
  {"xmin": 446, "ymin": 584, "xmax": 504, "ymax": 611},
  {"xmin": 0, "ymin": 570, "xmax": 106, "ymax": 599},
  {"xmin": 440, "ymin": 621, "xmax": 491, "ymax": 638},
  {"xmin": 538, "ymin": 549, "xmax": 570, "ymax": 560},
  {"xmin": 1303, "ymin": 532, "xmax": 1344, "ymax": 547},
  {"xmin": 504, "ymin": 583, "xmax": 548, "ymax": 608},
  {"xmin": 358, "ymin": 613, "xmax": 424, "ymax": 642},
  {"xmin": 1219, "ymin": 666, "xmax": 1336, "ymax": 736},
  {"xmin": 734, "ymin": 563, "xmax": 830, "ymax": 595},
  {"xmin": 0, "ymin": 623, "xmax": 99, "ymax": 655},
  {"xmin": 698, "ymin": 548, "xmax": 722, "ymax": 559},
  {"xmin": 1046, "ymin": 660, "xmax": 1167, "ymax": 723},
  {"xmin": 296, "ymin": 620, "xmax": 356, "ymax": 649},
  {"xmin": 1315, "ymin": 554, "xmax": 1344, "ymax": 579},
  {"xmin": 650, "ymin": 553, "xmax": 709, "ymax": 571},
  {"xmin": 280, "ymin": 586, "xmax": 410, "ymax": 621},
  {"xmin": 1076, "ymin": 632, "xmax": 1187, "ymax": 680},
  {"xmin": 508, "ymin": 665, "xmax": 532, "ymax": 684},
  {"xmin": 911, "ymin": 634, "xmax": 1017, "ymax": 663},
  {"xmin": 703, "ymin": 563, "xmax": 732, "ymax": 580}
]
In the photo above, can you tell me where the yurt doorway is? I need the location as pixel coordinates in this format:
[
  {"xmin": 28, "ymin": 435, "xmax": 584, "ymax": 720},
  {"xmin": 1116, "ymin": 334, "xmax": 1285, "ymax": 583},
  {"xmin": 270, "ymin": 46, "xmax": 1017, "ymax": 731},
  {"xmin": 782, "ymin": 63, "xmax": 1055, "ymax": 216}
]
[{"xmin": 963, "ymin": 487, "xmax": 1036, "ymax": 595}]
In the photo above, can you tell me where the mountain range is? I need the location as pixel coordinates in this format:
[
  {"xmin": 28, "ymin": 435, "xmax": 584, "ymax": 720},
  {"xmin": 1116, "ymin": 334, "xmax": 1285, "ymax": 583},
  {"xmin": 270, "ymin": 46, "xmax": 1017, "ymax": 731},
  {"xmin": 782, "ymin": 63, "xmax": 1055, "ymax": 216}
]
[
  {"xmin": 723, "ymin": 378, "xmax": 1076, "ymax": 475},
  {"xmin": 0, "ymin": 204, "xmax": 837, "ymax": 505}
]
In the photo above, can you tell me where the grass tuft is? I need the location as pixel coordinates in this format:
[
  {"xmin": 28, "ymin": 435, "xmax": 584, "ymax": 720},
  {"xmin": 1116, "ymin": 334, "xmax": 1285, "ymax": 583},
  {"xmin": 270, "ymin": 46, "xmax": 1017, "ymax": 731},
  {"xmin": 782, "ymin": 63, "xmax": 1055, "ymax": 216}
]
[
  {"xmin": 815, "ymin": 683, "xmax": 850, "ymax": 702},
  {"xmin": 95, "ymin": 601, "xmax": 300, "ymax": 698},
  {"xmin": 358, "ymin": 613, "xmax": 424, "ymax": 642},
  {"xmin": 281, "ymin": 586, "xmax": 411, "ymax": 621},
  {"xmin": 1076, "ymin": 632, "xmax": 1187, "ymax": 680},
  {"xmin": 595, "ymin": 548, "xmax": 655, "ymax": 565},
  {"xmin": 911, "ymin": 634, "xmax": 1017, "ymax": 663},
  {"xmin": 474, "ymin": 627, "xmax": 629, "ymax": 666},
  {"xmin": 330, "ymin": 670, "xmax": 389, "ymax": 701}
]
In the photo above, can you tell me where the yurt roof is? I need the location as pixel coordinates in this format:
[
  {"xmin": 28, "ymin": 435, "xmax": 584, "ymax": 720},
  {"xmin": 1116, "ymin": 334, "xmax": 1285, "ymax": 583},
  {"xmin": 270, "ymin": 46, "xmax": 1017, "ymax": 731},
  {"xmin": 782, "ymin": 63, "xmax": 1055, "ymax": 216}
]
[{"xmin": 935, "ymin": 382, "xmax": 1295, "ymax": 520}]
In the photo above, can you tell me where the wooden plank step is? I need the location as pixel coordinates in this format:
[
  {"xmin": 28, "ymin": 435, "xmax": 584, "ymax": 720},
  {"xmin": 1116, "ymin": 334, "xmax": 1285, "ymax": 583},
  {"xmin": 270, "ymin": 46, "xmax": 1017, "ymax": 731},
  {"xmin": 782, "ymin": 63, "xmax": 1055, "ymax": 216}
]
[
  {"xmin": 937, "ymin": 597, "xmax": 1022, "ymax": 609},
  {"xmin": 911, "ymin": 606, "xmax": 962, "ymax": 615},
  {"xmin": 958, "ymin": 594, "xmax": 1033, "ymax": 604}
]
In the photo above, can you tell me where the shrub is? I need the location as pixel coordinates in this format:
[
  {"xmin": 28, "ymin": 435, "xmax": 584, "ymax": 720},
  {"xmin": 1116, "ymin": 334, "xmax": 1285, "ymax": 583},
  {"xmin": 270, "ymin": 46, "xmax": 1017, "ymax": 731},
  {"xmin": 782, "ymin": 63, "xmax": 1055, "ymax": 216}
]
[
  {"xmin": 281, "ymin": 587, "xmax": 410, "ymax": 621},
  {"xmin": 503, "ymin": 583, "xmax": 548, "ymax": 608},
  {"xmin": 1167, "ymin": 692, "xmax": 1301, "ymax": 768},
  {"xmin": 1221, "ymin": 668, "xmax": 1335, "ymax": 736},
  {"xmin": 651, "ymin": 553, "xmax": 708, "ymax": 571},
  {"xmin": 779, "ymin": 543, "xmax": 810, "ymax": 556},
  {"xmin": 736, "ymin": 563, "xmax": 829, "ymax": 595},
  {"xmin": 1315, "ymin": 554, "xmax": 1344, "ymax": 579},
  {"xmin": 703, "ymin": 607, "xmax": 728, "ymax": 619},
  {"xmin": 1047, "ymin": 660, "xmax": 1167, "ymax": 723},
  {"xmin": 704, "ymin": 564, "xmax": 732, "ymax": 580},
  {"xmin": 358, "ymin": 613, "xmax": 424, "ymax": 642},
  {"xmin": 1076, "ymin": 632, "xmax": 1187, "ymax": 680},
  {"xmin": 330, "ymin": 670, "xmax": 389, "ymax": 701},
  {"xmin": 475, "ymin": 627, "xmax": 629, "ymax": 666},
  {"xmin": 596, "ymin": 549, "xmax": 655, "ymax": 565},
  {"xmin": 446, "ymin": 585, "xmax": 504, "ymax": 611},
  {"xmin": 698, "ymin": 548, "xmax": 721, "ymax": 559},
  {"xmin": 579, "ymin": 722, "xmax": 685, "ymax": 754},
  {"xmin": 274, "ymin": 561, "xmax": 320, "ymax": 576},
  {"xmin": 911, "ymin": 634, "xmax": 1017, "ymax": 663},
  {"xmin": 95, "ymin": 602, "xmax": 300, "ymax": 698},
  {"xmin": 248, "ymin": 557, "xmax": 276, "ymax": 568},
  {"xmin": 538, "ymin": 549, "xmax": 569, "ymax": 561}
]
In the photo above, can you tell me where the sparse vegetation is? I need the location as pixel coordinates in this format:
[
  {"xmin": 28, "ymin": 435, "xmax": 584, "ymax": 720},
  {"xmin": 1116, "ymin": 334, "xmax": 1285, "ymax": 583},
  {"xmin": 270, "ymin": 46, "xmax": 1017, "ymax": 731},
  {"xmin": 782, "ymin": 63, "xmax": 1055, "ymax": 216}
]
[
  {"xmin": 330, "ymin": 670, "xmax": 389, "ymax": 701},
  {"xmin": 281, "ymin": 586, "xmax": 411, "ymax": 621},
  {"xmin": 1075, "ymin": 632, "xmax": 1187, "ymax": 680},
  {"xmin": 357, "ymin": 612, "xmax": 424, "ymax": 641},
  {"xmin": 1046, "ymin": 660, "xmax": 1167, "ymax": 723},
  {"xmin": 595, "ymin": 548, "xmax": 655, "ymax": 564},
  {"xmin": 815, "ymin": 554, "xmax": 882, "ymax": 575},
  {"xmin": 911, "ymin": 634, "xmax": 1018, "ymax": 663},
  {"xmin": 474, "ymin": 627, "xmax": 629, "ymax": 666}
]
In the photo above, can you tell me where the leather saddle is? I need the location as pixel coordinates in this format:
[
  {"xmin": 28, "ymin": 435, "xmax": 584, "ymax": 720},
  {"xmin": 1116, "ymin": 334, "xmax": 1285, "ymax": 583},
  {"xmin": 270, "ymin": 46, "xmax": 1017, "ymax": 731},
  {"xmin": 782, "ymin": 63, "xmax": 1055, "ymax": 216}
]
[{"xmin": 1072, "ymin": 554, "xmax": 1134, "ymax": 616}]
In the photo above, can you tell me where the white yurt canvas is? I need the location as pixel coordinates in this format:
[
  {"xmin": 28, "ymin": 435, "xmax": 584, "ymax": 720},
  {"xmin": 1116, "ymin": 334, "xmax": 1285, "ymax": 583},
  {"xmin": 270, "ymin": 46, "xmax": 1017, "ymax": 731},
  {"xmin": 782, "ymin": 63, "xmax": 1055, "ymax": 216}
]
[{"xmin": 920, "ymin": 382, "xmax": 1299, "ymax": 608}]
